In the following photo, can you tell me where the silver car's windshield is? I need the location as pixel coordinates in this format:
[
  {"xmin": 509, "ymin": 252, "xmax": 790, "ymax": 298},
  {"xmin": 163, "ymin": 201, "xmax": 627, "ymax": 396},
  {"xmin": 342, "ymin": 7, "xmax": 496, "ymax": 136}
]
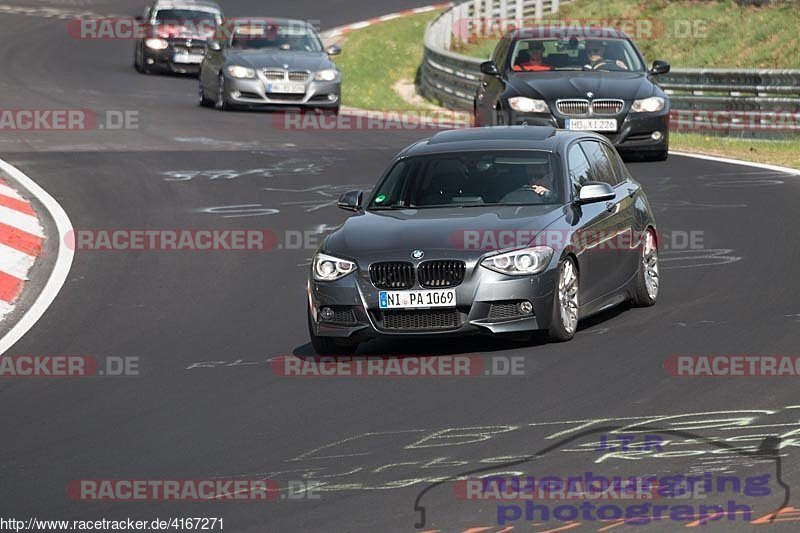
[
  {"xmin": 369, "ymin": 151, "xmax": 563, "ymax": 209},
  {"xmin": 230, "ymin": 24, "xmax": 322, "ymax": 52}
]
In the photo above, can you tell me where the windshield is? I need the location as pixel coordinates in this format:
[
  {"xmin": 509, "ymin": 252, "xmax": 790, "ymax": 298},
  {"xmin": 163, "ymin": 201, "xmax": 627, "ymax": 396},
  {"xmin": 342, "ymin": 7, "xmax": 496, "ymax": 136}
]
[
  {"xmin": 368, "ymin": 151, "xmax": 563, "ymax": 209},
  {"xmin": 154, "ymin": 9, "xmax": 218, "ymax": 25},
  {"xmin": 510, "ymin": 37, "xmax": 644, "ymax": 72},
  {"xmin": 229, "ymin": 24, "xmax": 322, "ymax": 52}
]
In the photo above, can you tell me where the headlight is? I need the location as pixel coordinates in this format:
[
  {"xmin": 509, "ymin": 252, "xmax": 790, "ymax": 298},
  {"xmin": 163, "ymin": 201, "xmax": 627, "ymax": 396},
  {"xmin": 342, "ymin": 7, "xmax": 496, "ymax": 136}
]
[
  {"xmin": 313, "ymin": 253, "xmax": 357, "ymax": 282},
  {"xmin": 144, "ymin": 38, "xmax": 169, "ymax": 50},
  {"xmin": 631, "ymin": 96, "xmax": 665, "ymax": 113},
  {"xmin": 508, "ymin": 97, "xmax": 549, "ymax": 113},
  {"xmin": 314, "ymin": 69, "xmax": 339, "ymax": 81},
  {"xmin": 481, "ymin": 246, "xmax": 554, "ymax": 276},
  {"xmin": 226, "ymin": 65, "xmax": 256, "ymax": 79}
]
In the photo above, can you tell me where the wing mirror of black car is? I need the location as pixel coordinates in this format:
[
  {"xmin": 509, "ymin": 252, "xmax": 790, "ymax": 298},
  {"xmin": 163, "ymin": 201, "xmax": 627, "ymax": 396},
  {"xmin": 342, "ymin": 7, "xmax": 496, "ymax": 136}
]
[
  {"xmin": 208, "ymin": 40, "xmax": 222, "ymax": 51},
  {"xmin": 480, "ymin": 61, "xmax": 501, "ymax": 77},
  {"xmin": 575, "ymin": 182, "xmax": 615, "ymax": 205},
  {"xmin": 326, "ymin": 44, "xmax": 342, "ymax": 56},
  {"xmin": 337, "ymin": 190, "xmax": 363, "ymax": 212},
  {"xmin": 650, "ymin": 60, "xmax": 670, "ymax": 75}
]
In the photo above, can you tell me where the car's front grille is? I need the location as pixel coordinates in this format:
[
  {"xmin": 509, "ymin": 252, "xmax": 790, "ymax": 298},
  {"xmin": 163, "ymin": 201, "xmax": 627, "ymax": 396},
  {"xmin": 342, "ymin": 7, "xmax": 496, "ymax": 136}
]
[
  {"xmin": 370, "ymin": 262, "xmax": 415, "ymax": 289},
  {"xmin": 289, "ymin": 71, "xmax": 310, "ymax": 82},
  {"xmin": 381, "ymin": 309, "xmax": 461, "ymax": 330},
  {"xmin": 417, "ymin": 260, "xmax": 466, "ymax": 288},
  {"xmin": 591, "ymin": 99, "xmax": 624, "ymax": 115},
  {"xmin": 172, "ymin": 45, "xmax": 206, "ymax": 54},
  {"xmin": 263, "ymin": 69, "xmax": 286, "ymax": 80},
  {"xmin": 556, "ymin": 99, "xmax": 589, "ymax": 116}
]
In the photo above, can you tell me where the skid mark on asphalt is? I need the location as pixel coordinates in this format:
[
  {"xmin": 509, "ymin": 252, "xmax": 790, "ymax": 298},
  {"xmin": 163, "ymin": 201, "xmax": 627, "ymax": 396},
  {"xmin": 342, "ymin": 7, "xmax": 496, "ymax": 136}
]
[{"xmin": 660, "ymin": 249, "xmax": 742, "ymax": 270}]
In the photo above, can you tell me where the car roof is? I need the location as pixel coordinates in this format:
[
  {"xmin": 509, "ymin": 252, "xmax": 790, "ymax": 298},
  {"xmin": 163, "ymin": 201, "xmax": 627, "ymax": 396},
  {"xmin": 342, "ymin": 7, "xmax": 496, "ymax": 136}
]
[
  {"xmin": 506, "ymin": 26, "xmax": 631, "ymax": 41},
  {"xmin": 223, "ymin": 17, "xmax": 314, "ymax": 29},
  {"xmin": 401, "ymin": 126, "xmax": 603, "ymax": 157},
  {"xmin": 152, "ymin": 0, "xmax": 222, "ymax": 13}
]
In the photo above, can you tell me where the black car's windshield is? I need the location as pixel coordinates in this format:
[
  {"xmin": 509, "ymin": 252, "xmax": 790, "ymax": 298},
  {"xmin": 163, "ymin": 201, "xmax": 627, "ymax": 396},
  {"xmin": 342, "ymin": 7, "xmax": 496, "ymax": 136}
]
[
  {"xmin": 510, "ymin": 37, "xmax": 645, "ymax": 72},
  {"xmin": 229, "ymin": 23, "xmax": 322, "ymax": 52},
  {"xmin": 154, "ymin": 9, "xmax": 218, "ymax": 25},
  {"xmin": 369, "ymin": 151, "xmax": 563, "ymax": 209}
]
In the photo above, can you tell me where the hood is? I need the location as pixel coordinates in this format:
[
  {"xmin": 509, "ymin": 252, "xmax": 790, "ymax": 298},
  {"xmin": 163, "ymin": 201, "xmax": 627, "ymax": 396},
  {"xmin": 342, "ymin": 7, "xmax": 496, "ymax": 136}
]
[
  {"xmin": 225, "ymin": 50, "xmax": 332, "ymax": 71},
  {"xmin": 324, "ymin": 205, "xmax": 567, "ymax": 262},
  {"xmin": 510, "ymin": 71, "xmax": 655, "ymax": 101}
]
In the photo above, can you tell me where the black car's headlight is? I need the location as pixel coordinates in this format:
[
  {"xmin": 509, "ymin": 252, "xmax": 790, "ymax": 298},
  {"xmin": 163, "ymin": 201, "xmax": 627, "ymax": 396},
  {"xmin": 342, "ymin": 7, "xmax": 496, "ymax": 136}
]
[
  {"xmin": 631, "ymin": 97, "xmax": 665, "ymax": 113},
  {"xmin": 145, "ymin": 38, "xmax": 169, "ymax": 50},
  {"xmin": 313, "ymin": 253, "xmax": 357, "ymax": 281},
  {"xmin": 508, "ymin": 97, "xmax": 548, "ymax": 113},
  {"xmin": 481, "ymin": 246, "xmax": 554, "ymax": 276},
  {"xmin": 227, "ymin": 65, "xmax": 256, "ymax": 79}
]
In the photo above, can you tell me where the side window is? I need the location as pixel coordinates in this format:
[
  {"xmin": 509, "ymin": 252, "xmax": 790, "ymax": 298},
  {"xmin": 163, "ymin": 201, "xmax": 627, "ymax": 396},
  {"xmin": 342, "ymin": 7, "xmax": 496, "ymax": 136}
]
[
  {"xmin": 601, "ymin": 142, "xmax": 630, "ymax": 184},
  {"xmin": 581, "ymin": 140, "xmax": 618, "ymax": 186},
  {"xmin": 567, "ymin": 144, "xmax": 595, "ymax": 196}
]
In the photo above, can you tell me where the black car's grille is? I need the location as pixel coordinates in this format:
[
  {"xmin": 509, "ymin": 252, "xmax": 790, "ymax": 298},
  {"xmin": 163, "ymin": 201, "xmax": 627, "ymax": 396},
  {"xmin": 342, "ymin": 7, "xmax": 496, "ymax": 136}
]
[
  {"xmin": 417, "ymin": 260, "xmax": 466, "ymax": 288},
  {"xmin": 289, "ymin": 71, "xmax": 310, "ymax": 82},
  {"xmin": 591, "ymin": 99, "xmax": 624, "ymax": 115},
  {"xmin": 381, "ymin": 309, "xmax": 461, "ymax": 330},
  {"xmin": 557, "ymin": 99, "xmax": 590, "ymax": 116},
  {"xmin": 263, "ymin": 69, "xmax": 286, "ymax": 80},
  {"xmin": 370, "ymin": 262, "xmax": 415, "ymax": 289}
]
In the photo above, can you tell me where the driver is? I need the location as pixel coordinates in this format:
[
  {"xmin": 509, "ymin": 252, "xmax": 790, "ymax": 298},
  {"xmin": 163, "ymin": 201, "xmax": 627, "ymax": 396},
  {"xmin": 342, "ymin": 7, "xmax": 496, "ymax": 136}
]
[
  {"xmin": 585, "ymin": 41, "xmax": 628, "ymax": 70},
  {"xmin": 500, "ymin": 164, "xmax": 555, "ymax": 203}
]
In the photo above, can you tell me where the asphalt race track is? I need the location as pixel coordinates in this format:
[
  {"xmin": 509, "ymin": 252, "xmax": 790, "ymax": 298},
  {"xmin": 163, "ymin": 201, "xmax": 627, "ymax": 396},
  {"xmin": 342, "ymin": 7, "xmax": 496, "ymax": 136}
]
[{"xmin": 2, "ymin": 1, "xmax": 800, "ymax": 532}]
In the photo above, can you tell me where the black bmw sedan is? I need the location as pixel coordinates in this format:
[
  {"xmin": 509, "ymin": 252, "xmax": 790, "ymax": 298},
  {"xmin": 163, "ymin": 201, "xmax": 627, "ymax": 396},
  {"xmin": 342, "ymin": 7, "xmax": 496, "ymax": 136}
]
[
  {"xmin": 307, "ymin": 126, "xmax": 660, "ymax": 355},
  {"xmin": 474, "ymin": 27, "xmax": 671, "ymax": 161}
]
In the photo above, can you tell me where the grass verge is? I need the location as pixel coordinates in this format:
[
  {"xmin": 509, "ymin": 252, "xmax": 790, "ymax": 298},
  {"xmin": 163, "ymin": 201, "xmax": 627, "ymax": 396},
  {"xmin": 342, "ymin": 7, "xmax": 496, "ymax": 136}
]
[
  {"xmin": 453, "ymin": 0, "xmax": 800, "ymax": 68},
  {"xmin": 671, "ymin": 133, "xmax": 800, "ymax": 170},
  {"xmin": 335, "ymin": 10, "xmax": 440, "ymax": 111}
]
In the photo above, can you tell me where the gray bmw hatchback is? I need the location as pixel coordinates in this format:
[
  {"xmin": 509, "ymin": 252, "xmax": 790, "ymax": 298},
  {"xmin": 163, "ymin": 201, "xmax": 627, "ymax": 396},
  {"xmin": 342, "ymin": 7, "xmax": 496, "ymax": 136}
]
[{"xmin": 307, "ymin": 126, "xmax": 659, "ymax": 354}]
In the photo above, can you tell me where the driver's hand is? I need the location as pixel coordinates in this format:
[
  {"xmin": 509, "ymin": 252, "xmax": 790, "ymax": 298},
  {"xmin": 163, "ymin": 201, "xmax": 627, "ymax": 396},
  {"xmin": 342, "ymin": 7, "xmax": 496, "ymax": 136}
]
[
  {"xmin": 615, "ymin": 59, "xmax": 628, "ymax": 69},
  {"xmin": 524, "ymin": 185, "xmax": 550, "ymax": 196}
]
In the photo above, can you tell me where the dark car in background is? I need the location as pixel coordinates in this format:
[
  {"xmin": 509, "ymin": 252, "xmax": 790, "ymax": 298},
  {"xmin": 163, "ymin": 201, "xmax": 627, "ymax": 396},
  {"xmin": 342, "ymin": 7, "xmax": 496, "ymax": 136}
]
[
  {"xmin": 307, "ymin": 126, "xmax": 660, "ymax": 354},
  {"xmin": 198, "ymin": 18, "xmax": 342, "ymax": 112},
  {"xmin": 474, "ymin": 27, "xmax": 671, "ymax": 160},
  {"xmin": 133, "ymin": 0, "xmax": 223, "ymax": 75}
]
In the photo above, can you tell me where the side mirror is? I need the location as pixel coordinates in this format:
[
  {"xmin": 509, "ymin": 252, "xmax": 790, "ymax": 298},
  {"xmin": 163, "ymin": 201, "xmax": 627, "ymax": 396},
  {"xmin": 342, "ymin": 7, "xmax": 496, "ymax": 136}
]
[
  {"xmin": 576, "ymin": 182, "xmax": 615, "ymax": 205},
  {"xmin": 326, "ymin": 44, "xmax": 342, "ymax": 56},
  {"xmin": 480, "ymin": 60, "xmax": 501, "ymax": 77},
  {"xmin": 208, "ymin": 40, "xmax": 222, "ymax": 51},
  {"xmin": 337, "ymin": 190, "xmax": 363, "ymax": 212},
  {"xmin": 649, "ymin": 60, "xmax": 670, "ymax": 76}
]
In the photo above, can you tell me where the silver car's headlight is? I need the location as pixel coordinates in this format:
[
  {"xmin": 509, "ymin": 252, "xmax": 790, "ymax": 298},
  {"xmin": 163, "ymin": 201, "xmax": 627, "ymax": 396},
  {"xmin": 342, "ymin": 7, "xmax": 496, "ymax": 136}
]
[
  {"xmin": 481, "ymin": 246, "xmax": 554, "ymax": 276},
  {"xmin": 145, "ymin": 38, "xmax": 169, "ymax": 50},
  {"xmin": 314, "ymin": 69, "xmax": 339, "ymax": 81},
  {"xmin": 631, "ymin": 96, "xmax": 665, "ymax": 113},
  {"xmin": 226, "ymin": 65, "xmax": 256, "ymax": 79},
  {"xmin": 508, "ymin": 97, "xmax": 548, "ymax": 113},
  {"xmin": 313, "ymin": 253, "xmax": 357, "ymax": 281}
]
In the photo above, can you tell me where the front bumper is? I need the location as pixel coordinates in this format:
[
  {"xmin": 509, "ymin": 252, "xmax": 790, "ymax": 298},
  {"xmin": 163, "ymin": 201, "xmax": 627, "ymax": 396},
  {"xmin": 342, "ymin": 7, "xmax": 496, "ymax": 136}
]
[
  {"xmin": 143, "ymin": 40, "xmax": 207, "ymax": 74},
  {"xmin": 224, "ymin": 75, "xmax": 341, "ymax": 108},
  {"xmin": 507, "ymin": 106, "xmax": 669, "ymax": 153},
  {"xmin": 308, "ymin": 264, "xmax": 559, "ymax": 342}
]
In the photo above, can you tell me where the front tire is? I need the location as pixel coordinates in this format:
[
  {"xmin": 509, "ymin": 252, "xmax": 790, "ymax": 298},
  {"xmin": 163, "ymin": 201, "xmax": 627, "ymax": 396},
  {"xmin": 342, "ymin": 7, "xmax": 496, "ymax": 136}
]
[
  {"xmin": 215, "ymin": 73, "xmax": 232, "ymax": 110},
  {"xmin": 632, "ymin": 228, "xmax": 660, "ymax": 307},
  {"xmin": 307, "ymin": 309, "xmax": 358, "ymax": 356},
  {"xmin": 199, "ymin": 79, "xmax": 214, "ymax": 108},
  {"xmin": 548, "ymin": 257, "xmax": 579, "ymax": 342}
]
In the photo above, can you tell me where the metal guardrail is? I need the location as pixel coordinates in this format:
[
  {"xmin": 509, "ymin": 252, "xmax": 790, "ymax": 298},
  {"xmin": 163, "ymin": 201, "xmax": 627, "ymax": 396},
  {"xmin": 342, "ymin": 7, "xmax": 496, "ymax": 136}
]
[{"xmin": 420, "ymin": 0, "xmax": 800, "ymax": 136}]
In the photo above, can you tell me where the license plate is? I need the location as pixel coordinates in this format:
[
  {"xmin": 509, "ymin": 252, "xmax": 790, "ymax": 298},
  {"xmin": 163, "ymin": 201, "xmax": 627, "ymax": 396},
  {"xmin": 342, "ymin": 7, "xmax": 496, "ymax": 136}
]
[
  {"xmin": 379, "ymin": 289, "xmax": 456, "ymax": 309},
  {"xmin": 173, "ymin": 52, "xmax": 204, "ymax": 64},
  {"xmin": 267, "ymin": 82, "xmax": 306, "ymax": 94},
  {"xmin": 566, "ymin": 118, "xmax": 618, "ymax": 132}
]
